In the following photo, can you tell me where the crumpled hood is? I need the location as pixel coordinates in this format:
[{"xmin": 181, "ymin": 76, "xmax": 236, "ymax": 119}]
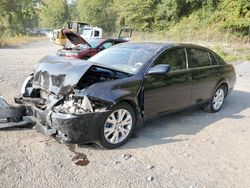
[{"xmin": 33, "ymin": 56, "xmax": 92, "ymax": 95}]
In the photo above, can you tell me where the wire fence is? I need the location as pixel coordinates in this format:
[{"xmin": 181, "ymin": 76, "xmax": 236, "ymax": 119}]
[
  {"xmin": 108, "ymin": 26, "xmax": 250, "ymax": 61},
  {"xmin": 132, "ymin": 28, "xmax": 249, "ymax": 45}
]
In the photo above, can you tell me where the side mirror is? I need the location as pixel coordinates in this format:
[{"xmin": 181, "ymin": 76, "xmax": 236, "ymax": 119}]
[{"xmin": 147, "ymin": 64, "xmax": 171, "ymax": 76}]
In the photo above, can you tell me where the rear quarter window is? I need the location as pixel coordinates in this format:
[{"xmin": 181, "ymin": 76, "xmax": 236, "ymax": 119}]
[
  {"xmin": 210, "ymin": 53, "xmax": 218, "ymax": 65},
  {"xmin": 214, "ymin": 53, "xmax": 227, "ymax": 65},
  {"xmin": 188, "ymin": 48, "xmax": 211, "ymax": 68}
]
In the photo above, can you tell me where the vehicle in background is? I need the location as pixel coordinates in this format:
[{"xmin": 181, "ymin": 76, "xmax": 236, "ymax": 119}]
[
  {"xmin": 26, "ymin": 28, "xmax": 53, "ymax": 38},
  {"xmin": 57, "ymin": 29, "xmax": 129, "ymax": 59},
  {"xmin": 51, "ymin": 22, "xmax": 103, "ymax": 46},
  {"xmin": 67, "ymin": 21, "xmax": 90, "ymax": 32},
  {"xmin": 118, "ymin": 27, "xmax": 133, "ymax": 41},
  {"xmin": 67, "ymin": 21, "xmax": 103, "ymax": 41},
  {"xmin": 51, "ymin": 29, "xmax": 67, "ymax": 45}
]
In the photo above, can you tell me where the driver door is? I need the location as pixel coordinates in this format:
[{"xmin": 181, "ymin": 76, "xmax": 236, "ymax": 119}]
[{"xmin": 143, "ymin": 47, "xmax": 192, "ymax": 118}]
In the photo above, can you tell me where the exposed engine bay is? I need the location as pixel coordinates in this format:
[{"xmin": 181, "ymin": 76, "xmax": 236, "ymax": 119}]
[{"xmin": 75, "ymin": 65, "xmax": 130, "ymax": 90}]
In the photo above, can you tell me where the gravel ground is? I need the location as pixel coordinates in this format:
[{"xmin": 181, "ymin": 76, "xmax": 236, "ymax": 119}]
[{"xmin": 0, "ymin": 40, "xmax": 249, "ymax": 188}]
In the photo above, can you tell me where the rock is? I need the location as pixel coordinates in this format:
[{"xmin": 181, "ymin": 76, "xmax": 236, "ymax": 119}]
[
  {"xmin": 113, "ymin": 160, "xmax": 120, "ymax": 165},
  {"xmin": 183, "ymin": 153, "xmax": 190, "ymax": 157},
  {"xmin": 147, "ymin": 176, "xmax": 154, "ymax": 181},
  {"xmin": 201, "ymin": 138, "xmax": 207, "ymax": 142},
  {"xmin": 147, "ymin": 164, "xmax": 154, "ymax": 170},
  {"xmin": 122, "ymin": 154, "xmax": 132, "ymax": 160}
]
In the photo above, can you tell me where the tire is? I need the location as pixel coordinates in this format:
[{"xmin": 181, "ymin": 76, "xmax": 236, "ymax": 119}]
[
  {"xmin": 98, "ymin": 102, "xmax": 136, "ymax": 149},
  {"xmin": 203, "ymin": 85, "xmax": 227, "ymax": 113}
]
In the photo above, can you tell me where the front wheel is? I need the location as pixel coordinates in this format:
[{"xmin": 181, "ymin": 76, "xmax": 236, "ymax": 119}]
[
  {"xmin": 98, "ymin": 102, "xmax": 136, "ymax": 149},
  {"xmin": 204, "ymin": 85, "xmax": 226, "ymax": 113}
]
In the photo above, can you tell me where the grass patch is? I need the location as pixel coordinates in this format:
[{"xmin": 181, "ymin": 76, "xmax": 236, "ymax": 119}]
[
  {"xmin": 0, "ymin": 35, "xmax": 46, "ymax": 47},
  {"xmin": 211, "ymin": 45, "xmax": 250, "ymax": 63}
]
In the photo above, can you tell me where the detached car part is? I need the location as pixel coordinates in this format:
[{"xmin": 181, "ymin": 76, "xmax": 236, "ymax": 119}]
[{"xmin": 0, "ymin": 97, "xmax": 30, "ymax": 128}]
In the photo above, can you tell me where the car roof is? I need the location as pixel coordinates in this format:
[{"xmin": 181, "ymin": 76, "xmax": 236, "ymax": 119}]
[
  {"xmin": 118, "ymin": 42, "xmax": 212, "ymax": 52},
  {"xmin": 90, "ymin": 38, "xmax": 127, "ymax": 42}
]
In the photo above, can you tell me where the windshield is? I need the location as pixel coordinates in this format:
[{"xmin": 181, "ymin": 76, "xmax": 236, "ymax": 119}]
[
  {"xmin": 88, "ymin": 44, "xmax": 160, "ymax": 74},
  {"xmin": 79, "ymin": 28, "xmax": 92, "ymax": 37},
  {"xmin": 88, "ymin": 39, "xmax": 103, "ymax": 48}
]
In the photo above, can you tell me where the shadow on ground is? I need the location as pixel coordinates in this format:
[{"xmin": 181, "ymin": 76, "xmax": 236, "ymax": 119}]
[
  {"xmin": 118, "ymin": 89, "xmax": 250, "ymax": 149},
  {"xmin": 1, "ymin": 90, "xmax": 249, "ymax": 150}
]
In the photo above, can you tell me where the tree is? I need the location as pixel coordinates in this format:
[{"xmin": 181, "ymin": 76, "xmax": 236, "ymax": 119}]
[
  {"xmin": 75, "ymin": 0, "xmax": 116, "ymax": 32},
  {"xmin": 0, "ymin": 0, "xmax": 38, "ymax": 37},
  {"xmin": 38, "ymin": 0, "xmax": 69, "ymax": 29},
  {"xmin": 114, "ymin": 0, "xmax": 159, "ymax": 31},
  {"xmin": 219, "ymin": 0, "xmax": 250, "ymax": 33}
]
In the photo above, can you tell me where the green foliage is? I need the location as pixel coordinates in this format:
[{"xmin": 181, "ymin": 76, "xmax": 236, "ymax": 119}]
[
  {"xmin": 38, "ymin": 0, "xmax": 69, "ymax": 28},
  {"xmin": 113, "ymin": 0, "xmax": 159, "ymax": 31},
  {"xmin": 219, "ymin": 0, "xmax": 250, "ymax": 33},
  {"xmin": 75, "ymin": 0, "xmax": 116, "ymax": 32},
  {"xmin": 0, "ymin": 0, "xmax": 37, "ymax": 37},
  {"xmin": 0, "ymin": 0, "xmax": 249, "ymax": 39}
]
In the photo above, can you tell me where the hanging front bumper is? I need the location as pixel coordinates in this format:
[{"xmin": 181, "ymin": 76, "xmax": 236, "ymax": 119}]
[{"xmin": 0, "ymin": 96, "xmax": 32, "ymax": 129}]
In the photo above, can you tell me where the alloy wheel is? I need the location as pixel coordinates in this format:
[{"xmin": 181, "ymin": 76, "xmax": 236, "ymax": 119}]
[
  {"xmin": 212, "ymin": 88, "xmax": 225, "ymax": 110},
  {"xmin": 104, "ymin": 109, "xmax": 133, "ymax": 144}
]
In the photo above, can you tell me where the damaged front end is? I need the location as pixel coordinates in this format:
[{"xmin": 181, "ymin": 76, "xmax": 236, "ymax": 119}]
[
  {"xmin": 13, "ymin": 89, "xmax": 112, "ymax": 143},
  {"xmin": 1, "ymin": 56, "xmax": 135, "ymax": 144}
]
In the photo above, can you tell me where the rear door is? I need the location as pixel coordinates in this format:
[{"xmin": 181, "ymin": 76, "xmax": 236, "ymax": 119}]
[
  {"xmin": 187, "ymin": 48, "xmax": 218, "ymax": 105},
  {"xmin": 143, "ymin": 47, "xmax": 192, "ymax": 118}
]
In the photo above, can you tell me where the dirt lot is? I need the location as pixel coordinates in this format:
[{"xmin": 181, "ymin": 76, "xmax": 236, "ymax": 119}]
[{"xmin": 0, "ymin": 40, "xmax": 249, "ymax": 188}]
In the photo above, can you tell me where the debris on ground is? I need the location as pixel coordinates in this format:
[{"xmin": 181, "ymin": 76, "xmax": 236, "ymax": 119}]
[
  {"xmin": 113, "ymin": 160, "xmax": 120, "ymax": 165},
  {"xmin": 147, "ymin": 176, "xmax": 154, "ymax": 181},
  {"xmin": 121, "ymin": 154, "xmax": 132, "ymax": 160},
  {"xmin": 67, "ymin": 144, "xmax": 89, "ymax": 166},
  {"xmin": 147, "ymin": 164, "xmax": 154, "ymax": 170}
]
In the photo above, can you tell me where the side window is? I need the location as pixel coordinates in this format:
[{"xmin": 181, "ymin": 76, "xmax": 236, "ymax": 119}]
[
  {"xmin": 101, "ymin": 42, "xmax": 113, "ymax": 49},
  {"xmin": 94, "ymin": 30, "xmax": 100, "ymax": 37},
  {"xmin": 154, "ymin": 48, "xmax": 187, "ymax": 71},
  {"xmin": 210, "ymin": 53, "xmax": 218, "ymax": 65},
  {"xmin": 188, "ymin": 48, "xmax": 211, "ymax": 68}
]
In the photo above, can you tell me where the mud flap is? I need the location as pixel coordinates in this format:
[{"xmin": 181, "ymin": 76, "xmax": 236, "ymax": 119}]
[{"xmin": 0, "ymin": 96, "xmax": 32, "ymax": 129}]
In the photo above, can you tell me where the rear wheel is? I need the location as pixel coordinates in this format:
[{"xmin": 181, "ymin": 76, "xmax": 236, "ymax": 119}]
[
  {"xmin": 98, "ymin": 102, "xmax": 136, "ymax": 149},
  {"xmin": 204, "ymin": 85, "xmax": 226, "ymax": 113}
]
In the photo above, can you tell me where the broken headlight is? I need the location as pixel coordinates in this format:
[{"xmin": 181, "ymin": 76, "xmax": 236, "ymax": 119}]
[
  {"xmin": 21, "ymin": 75, "xmax": 33, "ymax": 95},
  {"xmin": 54, "ymin": 94, "xmax": 94, "ymax": 115}
]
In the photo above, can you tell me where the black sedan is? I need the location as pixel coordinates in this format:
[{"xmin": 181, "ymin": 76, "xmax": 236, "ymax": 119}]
[{"xmin": 16, "ymin": 42, "xmax": 236, "ymax": 148}]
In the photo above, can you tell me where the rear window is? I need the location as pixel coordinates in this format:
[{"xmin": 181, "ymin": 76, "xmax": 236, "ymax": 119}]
[{"xmin": 188, "ymin": 48, "xmax": 211, "ymax": 68}]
